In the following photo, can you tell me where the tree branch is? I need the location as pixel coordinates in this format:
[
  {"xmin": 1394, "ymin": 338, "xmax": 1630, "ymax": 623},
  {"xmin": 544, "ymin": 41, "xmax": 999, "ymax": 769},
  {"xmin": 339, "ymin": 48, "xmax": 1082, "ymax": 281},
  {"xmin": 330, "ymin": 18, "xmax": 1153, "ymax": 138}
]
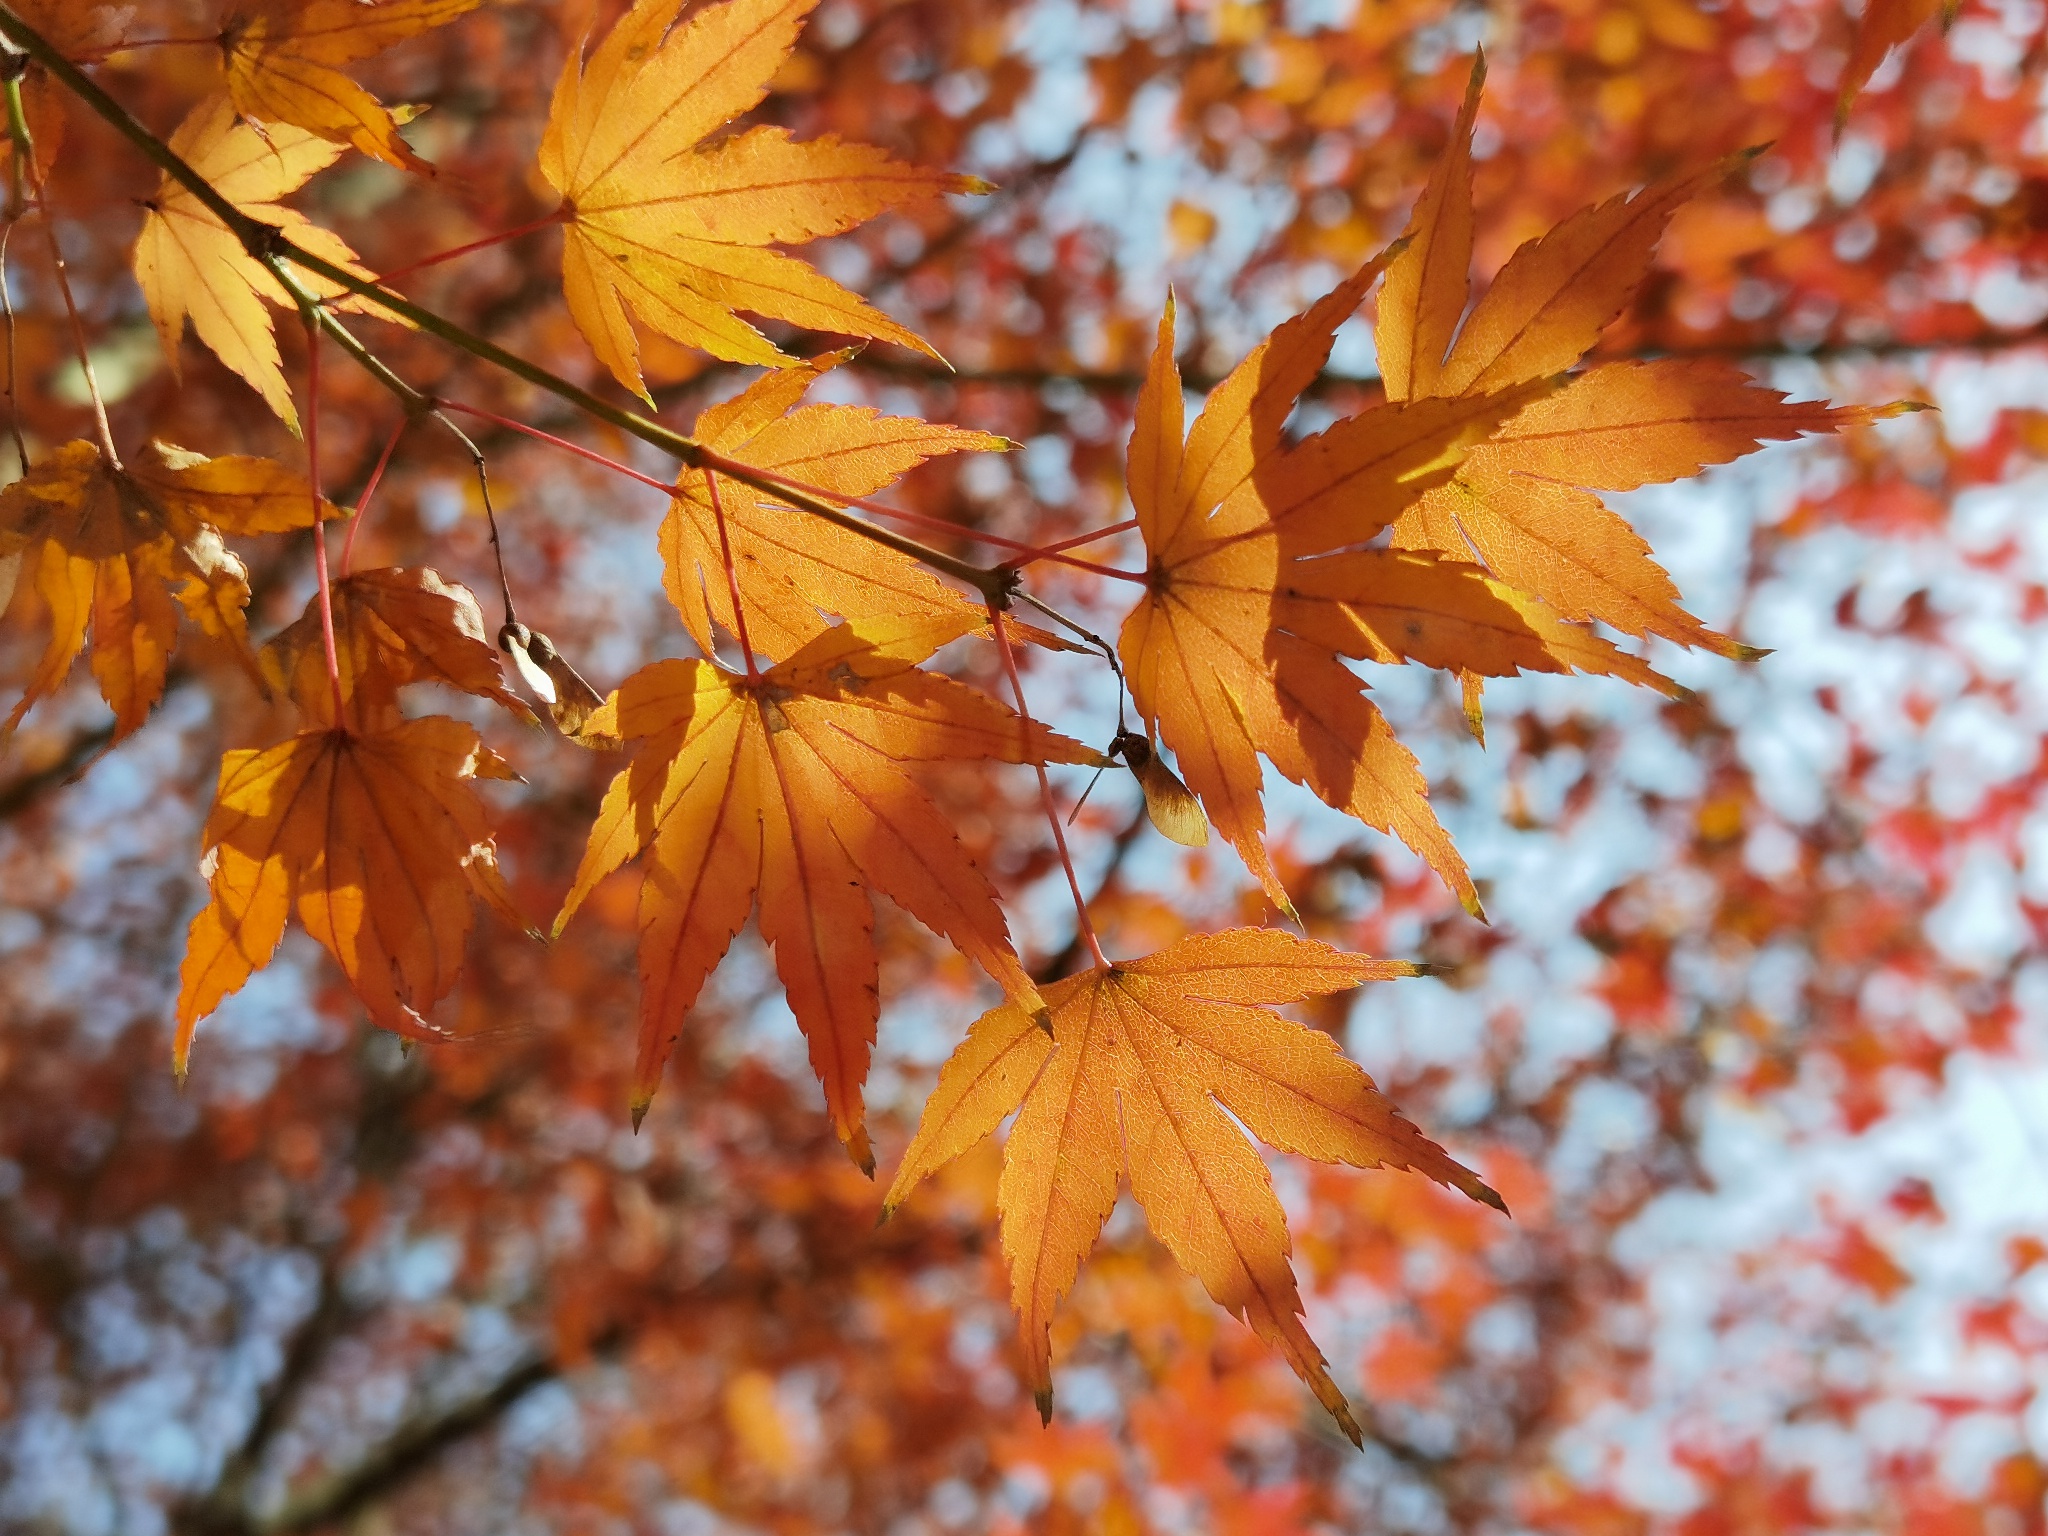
[
  {"xmin": 0, "ymin": 4, "xmax": 1014, "ymax": 606},
  {"xmin": 260, "ymin": 1349, "xmax": 558, "ymax": 1534}
]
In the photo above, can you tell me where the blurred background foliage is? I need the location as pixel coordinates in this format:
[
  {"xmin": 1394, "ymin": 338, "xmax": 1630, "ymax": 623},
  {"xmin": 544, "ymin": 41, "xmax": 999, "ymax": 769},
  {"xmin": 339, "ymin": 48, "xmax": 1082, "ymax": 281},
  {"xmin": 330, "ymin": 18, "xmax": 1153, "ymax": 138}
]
[{"xmin": 4, "ymin": 0, "xmax": 2048, "ymax": 1531}]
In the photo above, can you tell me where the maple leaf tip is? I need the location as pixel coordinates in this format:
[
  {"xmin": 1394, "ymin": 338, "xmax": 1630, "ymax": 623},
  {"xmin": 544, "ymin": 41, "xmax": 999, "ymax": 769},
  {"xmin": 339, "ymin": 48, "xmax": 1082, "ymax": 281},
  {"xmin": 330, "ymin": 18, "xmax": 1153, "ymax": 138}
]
[
  {"xmin": 1731, "ymin": 643, "xmax": 1773, "ymax": 664},
  {"xmin": 1474, "ymin": 1181, "xmax": 1511, "ymax": 1216},
  {"xmin": 1034, "ymin": 1388, "xmax": 1054, "ymax": 1426},
  {"xmin": 1031, "ymin": 1004, "xmax": 1054, "ymax": 1037},
  {"xmin": 629, "ymin": 1100, "xmax": 649, "ymax": 1134},
  {"xmin": 844, "ymin": 1124, "xmax": 878, "ymax": 1177},
  {"xmin": 875, "ymin": 1203, "xmax": 895, "ymax": 1228},
  {"xmin": 1335, "ymin": 1404, "xmax": 1365, "ymax": 1450}
]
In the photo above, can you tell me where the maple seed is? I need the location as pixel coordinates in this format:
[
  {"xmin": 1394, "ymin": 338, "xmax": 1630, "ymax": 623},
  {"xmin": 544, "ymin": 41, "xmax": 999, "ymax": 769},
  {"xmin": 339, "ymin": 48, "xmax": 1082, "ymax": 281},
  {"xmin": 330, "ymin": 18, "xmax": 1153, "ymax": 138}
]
[{"xmin": 1110, "ymin": 730, "xmax": 1207, "ymax": 847}]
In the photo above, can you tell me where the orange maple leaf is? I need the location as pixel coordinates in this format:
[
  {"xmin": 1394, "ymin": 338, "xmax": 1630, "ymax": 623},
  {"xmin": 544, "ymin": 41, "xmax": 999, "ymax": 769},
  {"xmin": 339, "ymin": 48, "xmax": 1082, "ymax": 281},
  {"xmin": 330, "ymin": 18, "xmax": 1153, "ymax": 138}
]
[
  {"xmin": 0, "ymin": 440, "xmax": 339, "ymax": 738},
  {"xmin": 175, "ymin": 714, "xmax": 530, "ymax": 1071},
  {"xmin": 1838, "ymin": 0, "xmax": 1957, "ymax": 128},
  {"xmin": 261, "ymin": 565, "xmax": 538, "ymax": 729},
  {"xmin": 553, "ymin": 614, "xmax": 1098, "ymax": 1165},
  {"xmin": 1117, "ymin": 269, "xmax": 1667, "ymax": 917},
  {"xmin": 883, "ymin": 927, "xmax": 1503, "ymax": 1442},
  {"xmin": 3, "ymin": 2, "xmax": 126, "ymax": 179},
  {"xmin": 134, "ymin": 95, "xmax": 392, "ymax": 430},
  {"xmin": 537, "ymin": 0, "xmax": 986, "ymax": 394},
  {"xmin": 663, "ymin": 355, "xmax": 1008, "ymax": 661},
  {"xmin": 219, "ymin": 0, "xmax": 481, "ymax": 174}
]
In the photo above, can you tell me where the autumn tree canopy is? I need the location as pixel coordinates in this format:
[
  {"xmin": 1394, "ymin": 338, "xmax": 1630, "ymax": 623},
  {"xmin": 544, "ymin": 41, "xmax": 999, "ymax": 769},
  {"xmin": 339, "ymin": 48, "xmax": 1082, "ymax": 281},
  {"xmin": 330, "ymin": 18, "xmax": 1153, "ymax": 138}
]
[{"xmin": 1, "ymin": 0, "xmax": 2043, "ymax": 1531}]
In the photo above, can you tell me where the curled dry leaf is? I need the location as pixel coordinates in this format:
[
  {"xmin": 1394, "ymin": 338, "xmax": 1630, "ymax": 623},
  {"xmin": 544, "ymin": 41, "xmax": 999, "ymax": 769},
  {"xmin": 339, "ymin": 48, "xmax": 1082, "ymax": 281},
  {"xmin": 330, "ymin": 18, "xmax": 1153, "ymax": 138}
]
[
  {"xmin": 884, "ymin": 927, "xmax": 1503, "ymax": 1443},
  {"xmin": 555, "ymin": 614, "xmax": 1098, "ymax": 1165},
  {"xmin": 0, "ymin": 440, "xmax": 338, "ymax": 739},
  {"xmin": 538, "ymin": 0, "xmax": 987, "ymax": 394},
  {"xmin": 262, "ymin": 566, "xmax": 538, "ymax": 729},
  {"xmin": 134, "ymin": 95, "xmax": 395, "ymax": 431},
  {"xmin": 175, "ymin": 714, "xmax": 530, "ymax": 1072},
  {"xmin": 219, "ymin": 0, "xmax": 482, "ymax": 174},
  {"xmin": 663, "ymin": 354, "xmax": 1007, "ymax": 662}
]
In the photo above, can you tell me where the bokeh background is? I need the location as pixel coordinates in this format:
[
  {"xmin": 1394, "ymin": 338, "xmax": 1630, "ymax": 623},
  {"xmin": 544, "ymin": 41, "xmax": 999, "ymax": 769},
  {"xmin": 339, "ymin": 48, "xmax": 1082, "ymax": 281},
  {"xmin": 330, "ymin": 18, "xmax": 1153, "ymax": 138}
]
[{"xmin": 4, "ymin": 0, "xmax": 2048, "ymax": 1531}]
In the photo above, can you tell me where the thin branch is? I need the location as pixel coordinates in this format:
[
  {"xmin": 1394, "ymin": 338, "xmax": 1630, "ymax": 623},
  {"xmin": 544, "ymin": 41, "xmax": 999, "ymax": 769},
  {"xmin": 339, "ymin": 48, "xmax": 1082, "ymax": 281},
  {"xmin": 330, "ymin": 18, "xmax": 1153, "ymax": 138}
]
[
  {"xmin": 0, "ymin": 219, "xmax": 24, "ymax": 475},
  {"xmin": 707, "ymin": 471, "xmax": 762, "ymax": 683},
  {"xmin": 0, "ymin": 6, "xmax": 1017, "ymax": 607},
  {"xmin": 3, "ymin": 73, "xmax": 114, "ymax": 463},
  {"xmin": 428, "ymin": 410, "xmax": 517, "ymax": 628},
  {"xmin": 373, "ymin": 207, "xmax": 567, "ymax": 286},
  {"xmin": 296, "ymin": 306, "xmax": 347, "ymax": 729},
  {"xmin": 987, "ymin": 602, "xmax": 1109, "ymax": 974},
  {"xmin": 341, "ymin": 415, "xmax": 409, "ymax": 575},
  {"xmin": 260, "ymin": 1350, "xmax": 558, "ymax": 1534},
  {"xmin": 0, "ymin": 715, "xmax": 115, "ymax": 818}
]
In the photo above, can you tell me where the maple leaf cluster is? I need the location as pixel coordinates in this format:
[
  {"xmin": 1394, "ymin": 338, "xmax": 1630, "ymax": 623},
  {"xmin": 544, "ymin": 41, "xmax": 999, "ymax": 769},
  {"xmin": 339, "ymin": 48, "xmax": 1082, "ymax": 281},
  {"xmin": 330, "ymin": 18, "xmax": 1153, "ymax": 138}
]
[{"xmin": 0, "ymin": 0, "xmax": 1913, "ymax": 1443}]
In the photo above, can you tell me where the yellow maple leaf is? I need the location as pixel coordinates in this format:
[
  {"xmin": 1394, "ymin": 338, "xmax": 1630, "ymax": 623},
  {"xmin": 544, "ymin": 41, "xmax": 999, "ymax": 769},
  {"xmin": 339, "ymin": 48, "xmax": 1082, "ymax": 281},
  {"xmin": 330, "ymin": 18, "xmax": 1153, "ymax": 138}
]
[
  {"xmin": 133, "ymin": 95, "xmax": 389, "ymax": 431},
  {"xmin": 220, "ymin": 0, "xmax": 482, "ymax": 173},
  {"xmin": 1374, "ymin": 66, "xmax": 1904, "ymax": 666},
  {"xmin": 884, "ymin": 927, "xmax": 1503, "ymax": 1442},
  {"xmin": 537, "ymin": 0, "xmax": 987, "ymax": 395},
  {"xmin": 0, "ymin": 440, "xmax": 338, "ymax": 738},
  {"xmin": 554, "ymin": 614, "xmax": 1098, "ymax": 1165},
  {"xmin": 176, "ymin": 714, "xmax": 529, "ymax": 1071},
  {"xmin": 1394, "ymin": 360, "xmax": 1904, "ymax": 653},
  {"xmin": 663, "ymin": 355, "xmax": 1008, "ymax": 661}
]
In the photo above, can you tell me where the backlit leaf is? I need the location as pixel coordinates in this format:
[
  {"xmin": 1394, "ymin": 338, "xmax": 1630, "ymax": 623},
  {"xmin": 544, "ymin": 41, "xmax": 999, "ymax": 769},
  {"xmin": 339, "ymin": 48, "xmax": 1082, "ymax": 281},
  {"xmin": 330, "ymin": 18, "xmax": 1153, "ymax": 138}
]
[
  {"xmin": 1394, "ymin": 360, "xmax": 1911, "ymax": 651},
  {"xmin": 885, "ymin": 928, "xmax": 1502, "ymax": 1441},
  {"xmin": 554, "ymin": 614, "xmax": 1097, "ymax": 1165},
  {"xmin": 220, "ymin": 0, "xmax": 481, "ymax": 173},
  {"xmin": 175, "ymin": 713, "xmax": 528, "ymax": 1070},
  {"xmin": 0, "ymin": 440, "xmax": 336, "ymax": 738},
  {"xmin": 538, "ymin": 0, "xmax": 986, "ymax": 395},
  {"xmin": 1118, "ymin": 274, "xmax": 1642, "ymax": 917},
  {"xmin": 261, "ymin": 566, "xmax": 538, "ymax": 728},
  {"xmin": 662, "ymin": 357, "xmax": 1006, "ymax": 661},
  {"xmin": 133, "ymin": 95, "xmax": 389, "ymax": 430}
]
